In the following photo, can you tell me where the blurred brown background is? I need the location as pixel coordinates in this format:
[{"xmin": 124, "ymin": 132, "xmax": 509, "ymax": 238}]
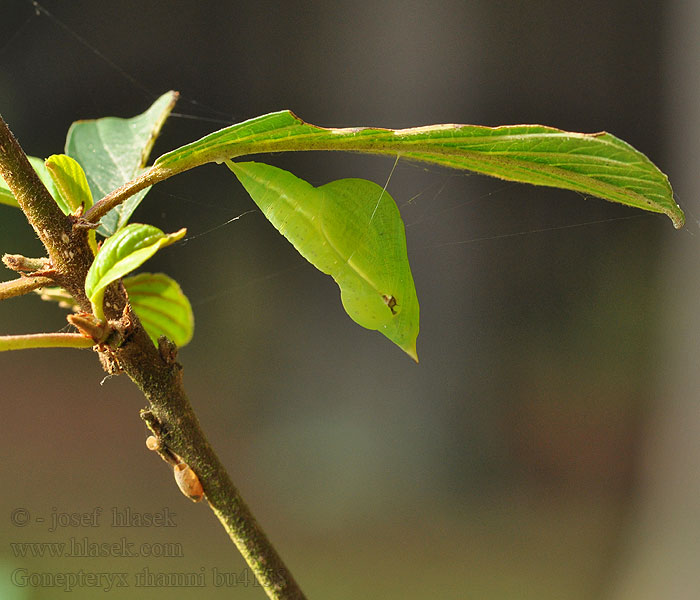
[{"xmin": 2, "ymin": 1, "xmax": 699, "ymax": 598}]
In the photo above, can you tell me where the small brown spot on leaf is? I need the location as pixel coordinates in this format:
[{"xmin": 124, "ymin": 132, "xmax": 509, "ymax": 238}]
[{"xmin": 383, "ymin": 294, "xmax": 398, "ymax": 315}]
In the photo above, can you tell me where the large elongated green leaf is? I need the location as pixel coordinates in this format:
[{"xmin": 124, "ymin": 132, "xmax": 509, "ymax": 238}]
[
  {"xmin": 85, "ymin": 223, "xmax": 186, "ymax": 320},
  {"xmin": 0, "ymin": 156, "xmax": 58, "ymax": 208},
  {"xmin": 156, "ymin": 110, "xmax": 684, "ymax": 228},
  {"xmin": 228, "ymin": 161, "xmax": 419, "ymax": 360},
  {"xmin": 123, "ymin": 272, "xmax": 194, "ymax": 347},
  {"xmin": 66, "ymin": 91, "xmax": 178, "ymax": 236}
]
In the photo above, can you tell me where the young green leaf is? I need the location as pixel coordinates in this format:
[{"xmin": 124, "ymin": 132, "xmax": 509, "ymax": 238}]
[
  {"xmin": 123, "ymin": 273, "xmax": 194, "ymax": 347},
  {"xmin": 85, "ymin": 223, "xmax": 186, "ymax": 321},
  {"xmin": 45, "ymin": 154, "xmax": 93, "ymax": 215},
  {"xmin": 228, "ymin": 161, "xmax": 419, "ymax": 361},
  {"xmin": 156, "ymin": 110, "xmax": 684, "ymax": 228},
  {"xmin": 44, "ymin": 154, "xmax": 99, "ymax": 254},
  {"xmin": 66, "ymin": 91, "xmax": 178, "ymax": 236},
  {"xmin": 0, "ymin": 156, "xmax": 58, "ymax": 208},
  {"xmin": 33, "ymin": 273, "xmax": 193, "ymax": 347}
]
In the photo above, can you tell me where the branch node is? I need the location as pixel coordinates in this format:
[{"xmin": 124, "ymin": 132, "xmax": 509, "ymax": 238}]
[
  {"xmin": 141, "ymin": 410, "xmax": 178, "ymax": 465},
  {"xmin": 72, "ymin": 216, "xmax": 100, "ymax": 231},
  {"xmin": 67, "ymin": 313, "xmax": 111, "ymax": 344},
  {"xmin": 158, "ymin": 336, "xmax": 178, "ymax": 364},
  {"xmin": 142, "ymin": 410, "xmax": 205, "ymax": 502},
  {"xmin": 3, "ymin": 253, "xmax": 51, "ymax": 274}
]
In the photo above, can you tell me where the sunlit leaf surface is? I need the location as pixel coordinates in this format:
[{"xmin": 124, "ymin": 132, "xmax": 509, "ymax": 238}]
[
  {"xmin": 85, "ymin": 223, "xmax": 185, "ymax": 320},
  {"xmin": 45, "ymin": 153, "xmax": 93, "ymax": 215},
  {"xmin": 157, "ymin": 110, "xmax": 683, "ymax": 228},
  {"xmin": 124, "ymin": 272, "xmax": 194, "ymax": 347},
  {"xmin": 66, "ymin": 91, "xmax": 178, "ymax": 235},
  {"xmin": 229, "ymin": 161, "xmax": 419, "ymax": 360}
]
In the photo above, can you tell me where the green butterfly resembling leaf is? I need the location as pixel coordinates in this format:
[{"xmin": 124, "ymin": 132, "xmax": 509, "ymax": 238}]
[{"xmin": 228, "ymin": 160, "xmax": 419, "ymax": 361}]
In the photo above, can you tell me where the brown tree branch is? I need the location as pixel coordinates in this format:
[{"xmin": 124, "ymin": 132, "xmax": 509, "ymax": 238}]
[
  {"xmin": 0, "ymin": 116, "xmax": 93, "ymax": 307},
  {"xmin": 84, "ymin": 166, "xmax": 164, "ymax": 225},
  {"xmin": 0, "ymin": 114, "xmax": 307, "ymax": 600},
  {"xmin": 2, "ymin": 254, "xmax": 51, "ymax": 273},
  {"xmin": 0, "ymin": 276, "xmax": 55, "ymax": 301}
]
